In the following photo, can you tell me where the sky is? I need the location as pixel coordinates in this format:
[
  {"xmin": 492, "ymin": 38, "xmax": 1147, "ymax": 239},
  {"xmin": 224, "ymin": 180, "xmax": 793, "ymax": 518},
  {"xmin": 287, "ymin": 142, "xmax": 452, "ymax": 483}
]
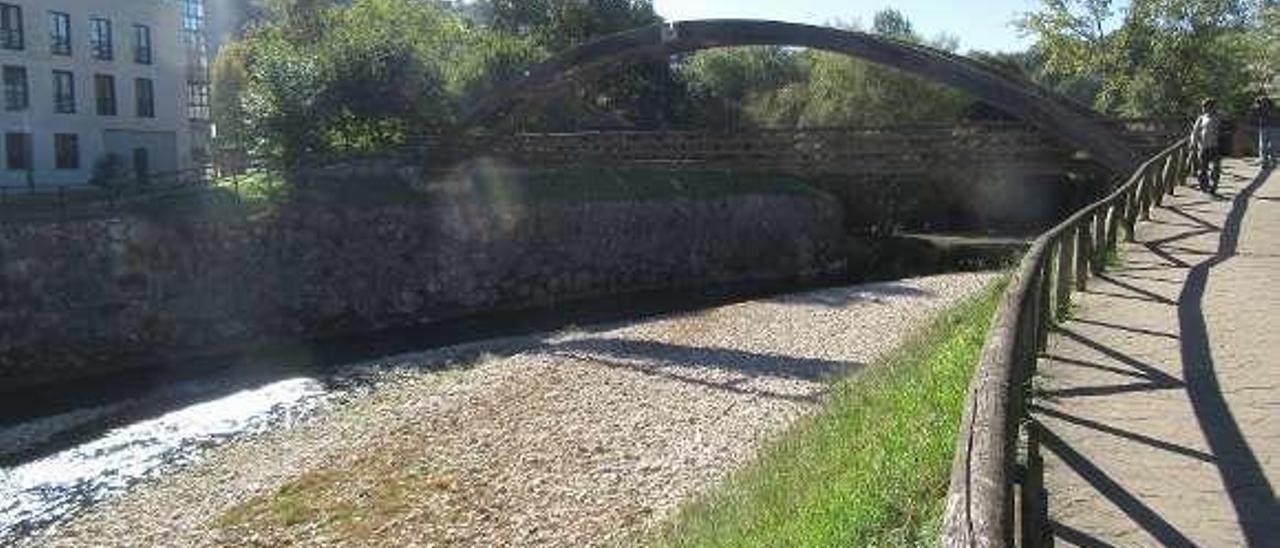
[{"xmin": 652, "ymin": 0, "xmax": 1046, "ymax": 53}]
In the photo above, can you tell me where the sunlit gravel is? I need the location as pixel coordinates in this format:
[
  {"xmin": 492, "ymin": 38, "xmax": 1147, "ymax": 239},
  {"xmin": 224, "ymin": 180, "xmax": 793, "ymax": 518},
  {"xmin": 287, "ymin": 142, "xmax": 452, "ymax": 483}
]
[{"xmin": 15, "ymin": 272, "xmax": 996, "ymax": 547}]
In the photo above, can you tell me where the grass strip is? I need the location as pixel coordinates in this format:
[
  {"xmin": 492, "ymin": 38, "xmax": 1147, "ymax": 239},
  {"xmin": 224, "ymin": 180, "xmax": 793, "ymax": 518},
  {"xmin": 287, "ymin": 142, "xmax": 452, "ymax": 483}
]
[{"xmin": 656, "ymin": 279, "xmax": 1005, "ymax": 547}]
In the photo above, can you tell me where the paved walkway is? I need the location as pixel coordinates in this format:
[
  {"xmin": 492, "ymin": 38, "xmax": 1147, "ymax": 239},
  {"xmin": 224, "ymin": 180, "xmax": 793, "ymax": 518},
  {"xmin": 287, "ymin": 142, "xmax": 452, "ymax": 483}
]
[{"xmin": 1038, "ymin": 158, "xmax": 1280, "ymax": 547}]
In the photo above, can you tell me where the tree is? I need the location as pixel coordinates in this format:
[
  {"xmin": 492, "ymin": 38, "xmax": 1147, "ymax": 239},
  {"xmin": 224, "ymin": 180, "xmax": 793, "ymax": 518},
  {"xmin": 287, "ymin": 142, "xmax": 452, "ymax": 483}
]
[
  {"xmin": 211, "ymin": 40, "xmax": 252, "ymax": 152},
  {"xmin": 222, "ymin": 0, "xmax": 541, "ymax": 162},
  {"xmin": 673, "ymin": 11, "xmax": 973, "ymax": 129},
  {"xmin": 480, "ymin": 0, "xmax": 659, "ymax": 51},
  {"xmin": 1019, "ymin": 0, "xmax": 1265, "ymax": 117}
]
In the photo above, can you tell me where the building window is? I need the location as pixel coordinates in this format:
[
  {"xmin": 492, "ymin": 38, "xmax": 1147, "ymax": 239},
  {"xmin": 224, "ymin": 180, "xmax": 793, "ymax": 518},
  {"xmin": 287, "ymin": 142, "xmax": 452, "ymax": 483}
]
[
  {"xmin": 95, "ymin": 74, "xmax": 116, "ymax": 116},
  {"xmin": 5, "ymin": 133, "xmax": 31, "ymax": 171},
  {"xmin": 3, "ymin": 65, "xmax": 27, "ymax": 111},
  {"xmin": 0, "ymin": 3, "xmax": 21, "ymax": 50},
  {"xmin": 135, "ymin": 78, "xmax": 154, "ymax": 118},
  {"xmin": 183, "ymin": 31, "xmax": 209, "ymax": 79},
  {"xmin": 49, "ymin": 11, "xmax": 71, "ymax": 55},
  {"xmin": 183, "ymin": 0, "xmax": 204, "ymax": 32},
  {"xmin": 90, "ymin": 18, "xmax": 112, "ymax": 60},
  {"xmin": 53, "ymin": 70, "xmax": 75, "ymax": 113},
  {"xmin": 187, "ymin": 82, "xmax": 209, "ymax": 120},
  {"xmin": 133, "ymin": 24, "xmax": 151, "ymax": 64},
  {"xmin": 54, "ymin": 134, "xmax": 79, "ymax": 169}
]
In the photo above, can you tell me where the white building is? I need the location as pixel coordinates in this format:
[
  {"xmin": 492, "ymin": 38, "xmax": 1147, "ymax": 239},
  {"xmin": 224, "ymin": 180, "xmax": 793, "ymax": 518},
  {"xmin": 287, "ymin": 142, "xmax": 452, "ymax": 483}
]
[{"xmin": 0, "ymin": 0, "xmax": 209, "ymax": 188}]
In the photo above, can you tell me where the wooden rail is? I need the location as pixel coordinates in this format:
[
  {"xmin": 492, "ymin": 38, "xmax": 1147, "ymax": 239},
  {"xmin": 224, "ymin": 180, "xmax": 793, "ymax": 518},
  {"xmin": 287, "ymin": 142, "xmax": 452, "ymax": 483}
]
[
  {"xmin": 447, "ymin": 125, "xmax": 1079, "ymax": 176},
  {"xmin": 941, "ymin": 137, "xmax": 1192, "ymax": 547}
]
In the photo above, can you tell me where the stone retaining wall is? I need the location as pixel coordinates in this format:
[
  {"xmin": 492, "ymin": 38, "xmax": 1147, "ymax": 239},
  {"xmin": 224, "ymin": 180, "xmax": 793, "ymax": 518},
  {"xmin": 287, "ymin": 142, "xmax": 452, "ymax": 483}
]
[{"xmin": 0, "ymin": 181, "xmax": 846, "ymax": 388}]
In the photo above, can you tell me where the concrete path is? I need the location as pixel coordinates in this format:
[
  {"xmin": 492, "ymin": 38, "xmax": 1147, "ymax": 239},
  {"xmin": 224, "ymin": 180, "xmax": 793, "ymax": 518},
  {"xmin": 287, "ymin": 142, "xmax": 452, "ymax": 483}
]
[{"xmin": 1037, "ymin": 159, "xmax": 1280, "ymax": 547}]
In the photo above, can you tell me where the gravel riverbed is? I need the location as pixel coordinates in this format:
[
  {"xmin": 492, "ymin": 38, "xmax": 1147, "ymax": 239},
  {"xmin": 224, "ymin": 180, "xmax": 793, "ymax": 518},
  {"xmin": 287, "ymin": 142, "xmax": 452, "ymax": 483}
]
[{"xmin": 17, "ymin": 272, "xmax": 997, "ymax": 547}]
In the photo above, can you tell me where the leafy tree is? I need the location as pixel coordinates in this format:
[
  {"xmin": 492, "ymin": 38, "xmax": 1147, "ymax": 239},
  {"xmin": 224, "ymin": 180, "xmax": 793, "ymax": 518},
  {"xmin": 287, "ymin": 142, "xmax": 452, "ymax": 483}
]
[
  {"xmin": 480, "ymin": 0, "xmax": 659, "ymax": 51},
  {"xmin": 215, "ymin": 0, "xmax": 540, "ymax": 162},
  {"xmin": 672, "ymin": 10, "xmax": 973, "ymax": 129},
  {"xmin": 1019, "ymin": 0, "xmax": 1265, "ymax": 117}
]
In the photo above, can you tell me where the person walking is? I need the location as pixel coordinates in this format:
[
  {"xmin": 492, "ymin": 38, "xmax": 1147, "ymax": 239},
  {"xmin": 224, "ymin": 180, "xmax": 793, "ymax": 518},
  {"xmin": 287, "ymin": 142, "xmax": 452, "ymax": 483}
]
[
  {"xmin": 1190, "ymin": 98, "xmax": 1224, "ymax": 193},
  {"xmin": 1253, "ymin": 95, "xmax": 1276, "ymax": 168}
]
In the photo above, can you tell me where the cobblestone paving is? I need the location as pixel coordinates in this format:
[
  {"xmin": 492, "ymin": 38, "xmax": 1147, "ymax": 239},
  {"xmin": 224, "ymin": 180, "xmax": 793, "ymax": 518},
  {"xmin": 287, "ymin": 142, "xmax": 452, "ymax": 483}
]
[{"xmin": 1038, "ymin": 159, "xmax": 1280, "ymax": 547}]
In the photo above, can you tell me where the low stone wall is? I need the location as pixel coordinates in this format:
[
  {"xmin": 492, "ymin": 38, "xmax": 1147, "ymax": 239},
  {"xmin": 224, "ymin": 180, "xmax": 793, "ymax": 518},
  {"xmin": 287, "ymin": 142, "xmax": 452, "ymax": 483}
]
[{"xmin": 0, "ymin": 179, "xmax": 846, "ymax": 388}]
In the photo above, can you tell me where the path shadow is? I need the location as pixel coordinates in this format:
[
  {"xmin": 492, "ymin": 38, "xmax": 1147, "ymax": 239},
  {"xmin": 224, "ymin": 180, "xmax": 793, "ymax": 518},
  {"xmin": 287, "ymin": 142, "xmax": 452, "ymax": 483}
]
[
  {"xmin": 1037, "ymin": 327, "xmax": 1183, "ymax": 400},
  {"xmin": 1174, "ymin": 165, "xmax": 1280, "ymax": 544},
  {"xmin": 1094, "ymin": 274, "xmax": 1178, "ymax": 306},
  {"xmin": 1042, "ymin": 427, "xmax": 1198, "ymax": 547},
  {"xmin": 1034, "ymin": 405, "xmax": 1214, "ymax": 463},
  {"xmin": 1104, "ymin": 272, "xmax": 1184, "ymax": 285},
  {"xmin": 1052, "ymin": 520, "xmax": 1114, "ymax": 548},
  {"xmin": 1068, "ymin": 318, "xmax": 1178, "ymax": 340},
  {"xmin": 1080, "ymin": 289, "xmax": 1176, "ymax": 306}
]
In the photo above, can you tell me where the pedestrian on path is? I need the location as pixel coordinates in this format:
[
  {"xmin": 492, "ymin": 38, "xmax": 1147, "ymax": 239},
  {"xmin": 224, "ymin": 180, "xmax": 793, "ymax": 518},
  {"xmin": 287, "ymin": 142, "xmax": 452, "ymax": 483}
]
[
  {"xmin": 1253, "ymin": 95, "xmax": 1277, "ymax": 168},
  {"xmin": 1190, "ymin": 98, "xmax": 1224, "ymax": 193}
]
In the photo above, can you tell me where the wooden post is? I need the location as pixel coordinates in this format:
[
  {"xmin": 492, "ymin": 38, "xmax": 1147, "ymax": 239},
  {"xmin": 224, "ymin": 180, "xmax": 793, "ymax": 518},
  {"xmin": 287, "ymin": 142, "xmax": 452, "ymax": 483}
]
[
  {"xmin": 1106, "ymin": 199, "xmax": 1124, "ymax": 253},
  {"xmin": 1140, "ymin": 169, "xmax": 1154, "ymax": 221},
  {"xmin": 1180, "ymin": 145, "xmax": 1193, "ymax": 183},
  {"xmin": 1117, "ymin": 193, "xmax": 1132, "ymax": 242},
  {"xmin": 1037, "ymin": 254, "xmax": 1053, "ymax": 352},
  {"xmin": 1154, "ymin": 156, "xmax": 1169, "ymax": 206},
  {"xmin": 1076, "ymin": 216, "xmax": 1091, "ymax": 291},
  {"xmin": 1160, "ymin": 155, "xmax": 1175, "ymax": 203},
  {"xmin": 1092, "ymin": 211, "xmax": 1107, "ymax": 274},
  {"xmin": 1020, "ymin": 281, "xmax": 1038, "ymax": 385},
  {"xmin": 1020, "ymin": 420, "xmax": 1048, "ymax": 548},
  {"xmin": 1057, "ymin": 226, "xmax": 1074, "ymax": 317}
]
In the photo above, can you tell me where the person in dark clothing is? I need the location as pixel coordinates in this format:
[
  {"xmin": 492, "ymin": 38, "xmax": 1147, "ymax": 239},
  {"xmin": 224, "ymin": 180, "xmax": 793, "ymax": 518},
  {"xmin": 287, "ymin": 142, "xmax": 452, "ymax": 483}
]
[
  {"xmin": 1190, "ymin": 98, "xmax": 1224, "ymax": 193},
  {"xmin": 1254, "ymin": 95, "xmax": 1277, "ymax": 168}
]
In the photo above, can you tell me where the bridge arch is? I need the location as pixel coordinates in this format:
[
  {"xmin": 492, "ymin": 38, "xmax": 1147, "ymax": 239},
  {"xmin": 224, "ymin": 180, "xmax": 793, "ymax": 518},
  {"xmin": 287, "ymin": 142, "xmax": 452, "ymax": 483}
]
[{"xmin": 460, "ymin": 19, "xmax": 1138, "ymax": 172}]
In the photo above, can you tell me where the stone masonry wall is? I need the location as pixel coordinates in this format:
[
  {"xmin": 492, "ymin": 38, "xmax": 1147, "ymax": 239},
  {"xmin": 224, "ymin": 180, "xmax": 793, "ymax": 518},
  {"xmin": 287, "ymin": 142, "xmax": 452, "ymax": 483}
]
[{"xmin": 0, "ymin": 186, "xmax": 846, "ymax": 388}]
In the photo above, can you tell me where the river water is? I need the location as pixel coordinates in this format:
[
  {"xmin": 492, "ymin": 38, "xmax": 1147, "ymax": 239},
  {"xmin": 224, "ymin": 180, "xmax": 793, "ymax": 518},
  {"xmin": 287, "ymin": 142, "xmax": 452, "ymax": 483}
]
[{"xmin": 0, "ymin": 365, "xmax": 357, "ymax": 542}]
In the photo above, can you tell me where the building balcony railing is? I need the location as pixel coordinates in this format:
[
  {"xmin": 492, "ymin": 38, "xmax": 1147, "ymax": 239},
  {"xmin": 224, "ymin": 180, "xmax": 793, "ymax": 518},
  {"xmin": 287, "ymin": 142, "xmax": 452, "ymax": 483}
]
[
  {"xmin": 0, "ymin": 28, "xmax": 22, "ymax": 50},
  {"xmin": 91, "ymin": 43, "xmax": 113, "ymax": 61}
]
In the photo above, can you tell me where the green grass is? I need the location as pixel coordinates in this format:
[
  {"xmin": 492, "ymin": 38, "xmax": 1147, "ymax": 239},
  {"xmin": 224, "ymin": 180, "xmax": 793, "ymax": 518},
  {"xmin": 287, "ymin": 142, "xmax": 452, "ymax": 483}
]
[
  {"xmin": 213, "ymin": 169, "xmax": 289, "ymax": 205},
  {"xmin": 655, "ymin": 279, "xmax": 1006, "ymax": 548}
]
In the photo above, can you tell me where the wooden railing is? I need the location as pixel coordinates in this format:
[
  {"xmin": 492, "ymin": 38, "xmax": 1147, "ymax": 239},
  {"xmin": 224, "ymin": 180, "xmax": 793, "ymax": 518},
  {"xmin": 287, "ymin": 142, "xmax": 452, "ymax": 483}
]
[
  {"xmin": 448, "ymin": 124, "xmax": 1079, "ymax": 177},
  {"xmin": 941, "ymin": 137, "xmax": 1193, "ymax": 547}
]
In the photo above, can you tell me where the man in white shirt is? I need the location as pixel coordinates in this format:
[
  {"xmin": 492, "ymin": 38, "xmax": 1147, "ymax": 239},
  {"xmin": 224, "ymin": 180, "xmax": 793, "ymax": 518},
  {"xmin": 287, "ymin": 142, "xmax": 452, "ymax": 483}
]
[{"xmin": 1190, "ymin": 98, "xmax": 1223, "ymax": 193}]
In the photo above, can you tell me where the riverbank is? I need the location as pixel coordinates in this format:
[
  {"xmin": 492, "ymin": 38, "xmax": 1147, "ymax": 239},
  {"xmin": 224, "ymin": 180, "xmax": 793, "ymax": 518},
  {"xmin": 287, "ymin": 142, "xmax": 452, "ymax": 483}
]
[
  {"xmin": 11, "ymin": 272, "xmax": 996, "ymax": 547},
  {"xmin": 659, "ymin": 277, "xmax": 1003, "ymax": 545}
]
